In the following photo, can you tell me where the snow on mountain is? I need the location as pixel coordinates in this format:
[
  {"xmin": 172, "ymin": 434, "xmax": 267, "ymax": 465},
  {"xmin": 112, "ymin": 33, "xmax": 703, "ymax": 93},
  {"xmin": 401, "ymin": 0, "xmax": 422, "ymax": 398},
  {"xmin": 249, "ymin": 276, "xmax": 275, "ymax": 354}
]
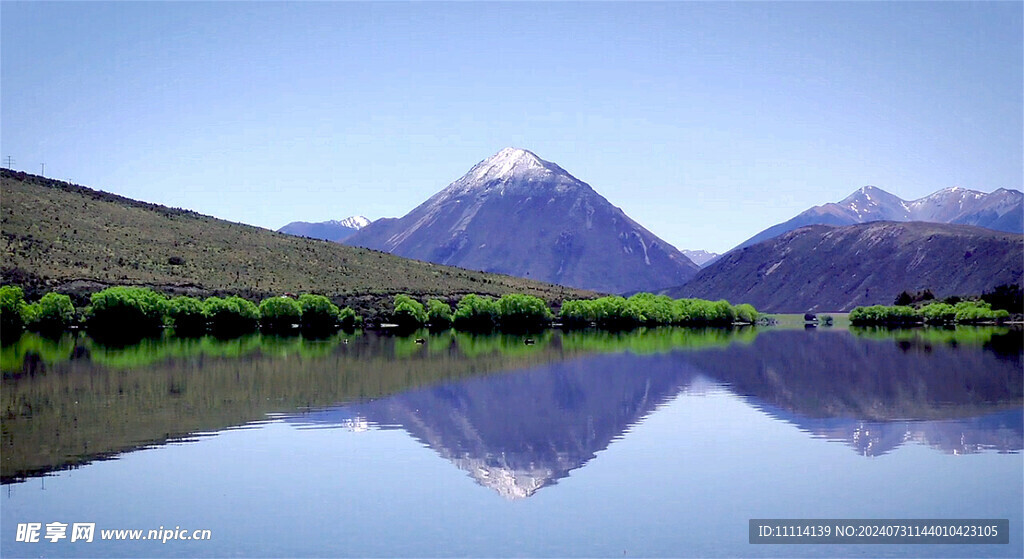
[
  {"xmin": 681, "ymin": 249, "xmax": 721, "ymax": 268},
  {"xmin": 333, "ymin": 216, "xmax": 371, "ymax": 230},
  {"xmin": 735, "ymin": 186, "xmax": 1022, "ymax": 251}
]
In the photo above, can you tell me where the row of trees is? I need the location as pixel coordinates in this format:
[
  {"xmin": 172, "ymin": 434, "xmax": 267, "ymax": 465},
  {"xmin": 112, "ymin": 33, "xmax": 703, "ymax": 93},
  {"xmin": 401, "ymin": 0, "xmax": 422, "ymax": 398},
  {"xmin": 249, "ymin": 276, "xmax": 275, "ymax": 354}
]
[
  {"xmin": 2, "ymin": 284, "xmax": 761, "ymax": 339},
  {"xmin": 388, "ymin": 292, "xmax": 758, "ymax": 331},
  {"xmin": 391, "ymin": 293, "xmax": 555, "ymax": 331},
  {"xmin": 0, "ymin": 285, "xmax": 361, "ymax": 337},
  {"xmin": 559, "ymin": 293, "xmax": 757, "ymax": 328},
  {"xmin": 849, "ymin": 300, "xmax": 1010, "ymax": 326}
]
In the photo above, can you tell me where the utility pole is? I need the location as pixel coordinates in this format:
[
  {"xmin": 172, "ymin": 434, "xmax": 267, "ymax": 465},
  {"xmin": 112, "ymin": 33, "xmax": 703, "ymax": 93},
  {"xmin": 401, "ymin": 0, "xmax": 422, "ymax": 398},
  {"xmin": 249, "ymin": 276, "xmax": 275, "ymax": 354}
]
[
  {"xmin": 40, "ymin": 163, "xmax": 45, "ymax": 176},
  {"xmin": 3, "ymin": 156, "xmax": 12, "ymax": 168}
]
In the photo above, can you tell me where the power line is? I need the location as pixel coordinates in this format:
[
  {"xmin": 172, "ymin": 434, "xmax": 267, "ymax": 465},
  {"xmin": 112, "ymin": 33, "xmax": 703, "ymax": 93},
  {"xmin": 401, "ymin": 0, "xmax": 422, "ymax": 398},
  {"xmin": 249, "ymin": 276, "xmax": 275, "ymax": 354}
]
[{"xmin": 3, "ymin": 156, "xmax": 13, "ymax": 168}]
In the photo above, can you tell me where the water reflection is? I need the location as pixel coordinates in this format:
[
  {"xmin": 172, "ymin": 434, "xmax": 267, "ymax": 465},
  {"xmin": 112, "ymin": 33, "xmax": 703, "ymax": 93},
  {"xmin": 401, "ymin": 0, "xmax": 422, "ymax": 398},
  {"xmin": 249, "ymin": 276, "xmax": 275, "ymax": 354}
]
[
  {"xmin": 282, "ymin": 328, "xmax": 1021, "ymax": 497},
  {"xmin": 2, "ymin": 326, "xmax": 1021, "ymax": 487},
  {"xmin": 294, "ymin": 353, "xmax": 709, "ymax": 499}
]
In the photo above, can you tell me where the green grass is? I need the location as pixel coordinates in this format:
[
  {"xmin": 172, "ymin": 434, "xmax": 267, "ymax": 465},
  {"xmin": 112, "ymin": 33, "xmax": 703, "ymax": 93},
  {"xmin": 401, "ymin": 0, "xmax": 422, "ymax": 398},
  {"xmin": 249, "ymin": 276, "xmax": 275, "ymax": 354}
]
[{"xmin": 1, "ymin": 170, "xmax": 594, "ymax": 321}]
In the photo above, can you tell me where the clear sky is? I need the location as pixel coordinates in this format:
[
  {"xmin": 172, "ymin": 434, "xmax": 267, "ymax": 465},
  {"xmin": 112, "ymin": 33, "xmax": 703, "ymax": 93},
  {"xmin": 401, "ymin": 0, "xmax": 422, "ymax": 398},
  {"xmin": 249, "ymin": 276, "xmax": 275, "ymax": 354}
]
[{"xmin": 2, "ymin": 2, "xmax": 1021, "ymax": 253}]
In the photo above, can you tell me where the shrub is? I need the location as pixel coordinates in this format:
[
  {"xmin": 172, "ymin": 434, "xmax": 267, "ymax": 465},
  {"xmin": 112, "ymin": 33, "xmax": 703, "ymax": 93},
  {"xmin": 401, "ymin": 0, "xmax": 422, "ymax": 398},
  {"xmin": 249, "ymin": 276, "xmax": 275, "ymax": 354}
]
[
  {"xmin": 590, "ymin": 296, "xmax": 644, "ymax": 329},
  {"xmin": 337, "ymin": 306, "xmax": 362, "ymax": 330},
  {"xmin": 166, "ymin": 296, "xmax": 207, "ymax": 334},
  {"xmin": 298, "ymin": 294, "xmax": 341, "ymax": 332},
  {"xmin": 453, "ymin": 294, "xmax": 498, "ymax": 331},
  {"xmin": 559, "ymin": 299, "xmax": 597, "ymax": 328},
  {"xmin": 734, "ymin": 304, "xmax": 759, "ymax": 324},
  {"xmin": 953, "ymin": 301, "xmax": 1005, "ymax": 324},
  {"xmin": 849, "ymin": 305, "xmax": 919, "ymax": 325},
  {"xmin": 205, "ymin": 296, "xmax": 260, "ymax": 334},
  {"xmin": 920, "ymin": 302, "xmax": 956, "ymax": 324},
  {"xmin": 627, "ymin": 293, "xmax": 674, "ymax": 325},
  {"xmin": 260, "ymin": 296, "xmax": 302, "ymax": 332},
  {"xmin": 496, "ymin": 294, "xmax": 553, "ymax": 330},
  {"xmin": 392, "ymin": 294, "xmax": 427, "ymax": 329},
  {"xmin": 1, "ymin": 285, "xmax": 27, "ymax": 334},
  {"xmin": 26, "ymin": 292, "xmax": 75, "ymax": 333},
  {"xmin": 707, "ymin": 300, "xmax": 737, "ymax": 325},
  {"xmin": 87, "ymin": 286, "xmax": 168, "ymax": 333},
  {"xmin": 426, "ymin": 298, "xmax": 453, "ymax": 328}
]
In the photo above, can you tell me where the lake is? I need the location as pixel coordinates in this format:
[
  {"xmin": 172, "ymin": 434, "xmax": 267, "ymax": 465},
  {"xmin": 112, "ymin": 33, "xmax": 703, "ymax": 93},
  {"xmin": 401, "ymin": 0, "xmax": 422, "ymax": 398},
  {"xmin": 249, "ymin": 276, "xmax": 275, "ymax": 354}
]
[{"xmin": 1, "ymin": 326, "xmax": 1021, "ymax": 557}]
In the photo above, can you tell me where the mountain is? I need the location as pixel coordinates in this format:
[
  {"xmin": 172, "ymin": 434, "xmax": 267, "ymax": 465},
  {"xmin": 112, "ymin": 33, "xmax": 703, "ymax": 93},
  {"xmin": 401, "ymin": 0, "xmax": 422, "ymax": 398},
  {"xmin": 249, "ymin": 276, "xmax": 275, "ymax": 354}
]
[
  {"xmin": 669, "ymin": 221, "xmax": 1023, "ymax": 312},
  {"xmin": 344, "ymin": 148, "xmax": 699, "ymax": 294},
  {"xmin": 0, "ymin": 169, "xmax": 592, "ymax": 319},
  {"xmin": 278, "ymin": 215, "xmax": 370, "ymax": 242},
  {"xmin": 681, "ymin": 249, "xmax": 720, "ymax": 267},
  {"xmin": 736, "ymin": 186, "xmax": 1023, "ymax": 250}
]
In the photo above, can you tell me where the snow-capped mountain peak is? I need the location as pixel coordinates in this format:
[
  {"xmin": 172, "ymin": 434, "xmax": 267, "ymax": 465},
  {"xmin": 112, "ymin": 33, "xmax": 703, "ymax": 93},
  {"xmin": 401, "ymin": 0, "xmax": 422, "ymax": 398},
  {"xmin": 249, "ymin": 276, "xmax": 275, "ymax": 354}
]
[
  {"xmin": 437, "ymin": 147, "xmax": 586, "ymax": 200},
  {"xmin": 471, "ymin": 147, "xmax": 545, "ymax": 180},
  {"xmin": 331, "ymin": 216, "xmax": 371, "ymax": 230}
]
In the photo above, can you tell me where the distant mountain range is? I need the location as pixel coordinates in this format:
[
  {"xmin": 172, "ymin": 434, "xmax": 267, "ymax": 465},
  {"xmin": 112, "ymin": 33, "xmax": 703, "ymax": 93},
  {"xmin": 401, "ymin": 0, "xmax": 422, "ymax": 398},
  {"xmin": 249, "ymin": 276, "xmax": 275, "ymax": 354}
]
[
  {"xmin": 737, "ymin": 185, "xmax": 1023, "ymax": 250},
  {"xmin": 345, "ymin": 148, "xmax": 699, "ymax": 293},
  {"xmin": 670, "ymin": 221, "xmax": 1023, "ymax": 312},
  {"xmin": 278, "ymin": 215, "xmax": 370, "ymax": 242},
  {"xmin": 681, "ymin": 249, "xmax": 721, "ymax": 268}
]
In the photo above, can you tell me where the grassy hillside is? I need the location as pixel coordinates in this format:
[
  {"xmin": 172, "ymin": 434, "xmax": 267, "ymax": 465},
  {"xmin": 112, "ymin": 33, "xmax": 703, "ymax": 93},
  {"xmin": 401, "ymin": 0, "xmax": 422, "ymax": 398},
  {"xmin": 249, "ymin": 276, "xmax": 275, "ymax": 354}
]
[{"xmin": 1, "ymin": 170, "xmax": 593, "ymax": 321}]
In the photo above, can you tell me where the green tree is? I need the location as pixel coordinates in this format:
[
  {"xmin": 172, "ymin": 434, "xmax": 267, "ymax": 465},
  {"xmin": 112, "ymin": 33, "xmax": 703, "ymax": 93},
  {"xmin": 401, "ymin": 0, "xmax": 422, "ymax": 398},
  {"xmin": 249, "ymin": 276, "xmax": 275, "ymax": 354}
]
[
  {"xmin": 496, "ymin": 294, "xmax": 553, "ymax": 330},
  {"xmin": 259, "ymin": 296, "xmax": 302, "ymax": 332},
  {"xmin": 453, "ymin": 294, "xmax": 498, "ymax": 331},
  {"xmin": 919, "ymin": 302, "xmax": 955, "ymax": 324},
  {"xmin": 733, "ymin": 303, "xmax": 759, "ymax": 324},
  {"xmin": 298, "ymin": 294, "xmax": 341, "ymax": 332},
  {"xmin": 558, "ymin": 299, "xmax": 597, "ymax": 328},
  {"xmin": 849, "ymin": 304, "xmax": 919, "ymax": 325},
  {"xmin": 87, "ymin": 286, "xmax": 168, "ymax": 333},
  {"xmin": 205, "ymin": 296, "xmax": 260, "ymax": 335},
  {"xmin": 26, "ymin": 292, "xmax": 75, "ymax": 333},
  {"xmin": 166, "ymin": 296, "xmax": 207, "ymax": 334},
  {"xmin": 426, "ymin": 299, "xmax": 453, "ymax": 329},
  {"xmin": 1, "ymin": 285, "xmax": 28, "ymax": 335},
  {"xmin": 337, "ymin": 306, "xmax": 362, "ymax": 330},
  {"xmin": 392, "ymin": 294, "xmax": 427, "ymax": 329}
]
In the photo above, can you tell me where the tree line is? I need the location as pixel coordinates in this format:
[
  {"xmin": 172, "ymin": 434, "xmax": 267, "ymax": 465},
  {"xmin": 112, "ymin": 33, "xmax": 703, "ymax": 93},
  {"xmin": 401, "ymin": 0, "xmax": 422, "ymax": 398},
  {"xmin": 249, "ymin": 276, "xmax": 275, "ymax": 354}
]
[
  {"xmin": 0, "ymin": 285, "xmax": 360, "ymax": 337},
  {"xmin": 1, "ymin": 285, "xmax": 760, "ymax": 338},
  {"xmin": 388, "ymin": 292, "xmax": 758, "ymax": 331},
  {"xmin": 849, "ymin": 300, "xmax": 1010, "ymax": 326}
]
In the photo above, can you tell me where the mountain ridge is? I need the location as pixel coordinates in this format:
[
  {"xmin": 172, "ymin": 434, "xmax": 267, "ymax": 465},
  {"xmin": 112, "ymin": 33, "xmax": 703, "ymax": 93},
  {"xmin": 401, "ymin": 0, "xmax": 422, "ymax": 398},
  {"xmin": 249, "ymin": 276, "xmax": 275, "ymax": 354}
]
[
  {"xmin": 736, "ymin": 185, "xmax": 1023, "ymax": 251},
  {"xmin": 278, "ymin": 215, "xmax": 370, "ymax": 242}
]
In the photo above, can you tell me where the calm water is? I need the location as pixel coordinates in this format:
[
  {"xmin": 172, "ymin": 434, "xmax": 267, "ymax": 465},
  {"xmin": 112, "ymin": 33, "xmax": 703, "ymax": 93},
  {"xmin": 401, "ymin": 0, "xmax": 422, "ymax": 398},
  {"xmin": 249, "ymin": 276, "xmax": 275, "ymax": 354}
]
[{"xmin": 1, "ymin": 326, "xmax": 1021, "ymax": 557}]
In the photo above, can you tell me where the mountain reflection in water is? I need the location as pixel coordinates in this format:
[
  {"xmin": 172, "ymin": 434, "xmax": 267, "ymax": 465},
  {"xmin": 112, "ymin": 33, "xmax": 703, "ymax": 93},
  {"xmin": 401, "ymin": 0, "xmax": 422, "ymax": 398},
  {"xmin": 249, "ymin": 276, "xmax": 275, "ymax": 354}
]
[{"xmin": 285, "ymin": 329, "xmax": 1022, "ymax": 498}]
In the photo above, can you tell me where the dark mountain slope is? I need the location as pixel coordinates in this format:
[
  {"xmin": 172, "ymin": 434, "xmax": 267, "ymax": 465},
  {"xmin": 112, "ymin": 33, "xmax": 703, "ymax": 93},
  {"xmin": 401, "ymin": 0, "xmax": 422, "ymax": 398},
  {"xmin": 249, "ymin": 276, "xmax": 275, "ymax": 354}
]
[{"xmin": 669, "ymin": 221, "xmax": 1023, "ymax": 312}]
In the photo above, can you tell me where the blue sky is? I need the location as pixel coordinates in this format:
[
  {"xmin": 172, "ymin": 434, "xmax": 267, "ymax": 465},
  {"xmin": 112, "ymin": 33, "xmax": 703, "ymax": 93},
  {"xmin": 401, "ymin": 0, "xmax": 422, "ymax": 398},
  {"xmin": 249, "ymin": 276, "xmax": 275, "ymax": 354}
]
[{"xmin": 2, "ymin": 2, "xmax": 1021, "ymax": 253}]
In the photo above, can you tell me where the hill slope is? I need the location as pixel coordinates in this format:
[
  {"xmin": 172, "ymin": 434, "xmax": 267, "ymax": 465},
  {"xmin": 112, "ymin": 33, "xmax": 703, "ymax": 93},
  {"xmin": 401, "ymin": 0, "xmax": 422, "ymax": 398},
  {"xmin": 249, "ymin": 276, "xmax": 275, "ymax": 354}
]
[
  {"xmin": 0, "ymin": 170, "xmax": 593, "ymax": 317},
  {"xmin": 345, "ymin": 148, "xmax": 699, "ymax": 293},
  {"xmin": 669, "ymin": 221, "xmax": 1023, "ymax": 312},
  {"xmin": 736, "ymin": 186, "xmax": 1023, "ymax": 250}
]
